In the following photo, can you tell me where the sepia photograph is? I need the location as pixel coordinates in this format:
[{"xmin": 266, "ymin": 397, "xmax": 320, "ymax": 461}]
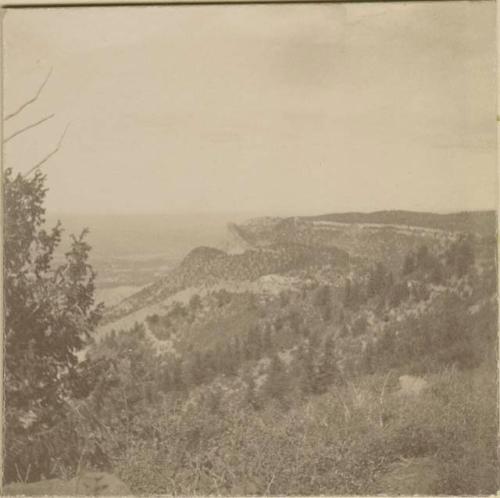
[{"xmin": 1, "ymin": 1, "xmax": 498, "ymax": 495}]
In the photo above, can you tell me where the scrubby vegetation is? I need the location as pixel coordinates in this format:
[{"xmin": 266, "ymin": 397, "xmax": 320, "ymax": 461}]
[{"xmin": 3, "ymin": 168, "xmax": 498, "ymax": 495}]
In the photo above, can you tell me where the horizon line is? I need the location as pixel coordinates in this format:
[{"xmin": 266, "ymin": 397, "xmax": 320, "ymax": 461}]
[{"xmin": 45, "ymin": 207, "xmax": 497, "ymax": 217}]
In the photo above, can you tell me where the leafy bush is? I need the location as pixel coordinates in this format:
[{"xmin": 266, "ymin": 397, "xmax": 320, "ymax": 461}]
[{"xmin": 79, "ymin": 362, "xmax": 498, "ymax": 496}]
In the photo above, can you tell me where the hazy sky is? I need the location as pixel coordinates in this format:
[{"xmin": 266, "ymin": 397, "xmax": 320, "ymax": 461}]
[{"xmin": 3, "ymin": 2, "xmax": 496, "ymax": 216}]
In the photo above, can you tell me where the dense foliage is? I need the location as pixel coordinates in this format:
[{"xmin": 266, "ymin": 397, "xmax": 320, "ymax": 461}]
[
  {"xmin": 3, "ymin": 168, "xmax": 103, "ymax": 482},
  {"xmin": 81, "ymin": 230, "xmax": 497, "ymax": 494},
  {"xmin": 3, "ymin": 170, "xmax": 497, "ymax": 494}
]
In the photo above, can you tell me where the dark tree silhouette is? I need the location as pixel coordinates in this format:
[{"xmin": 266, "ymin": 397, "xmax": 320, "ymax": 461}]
[{"xmin": 4, "ymin": 168, "xmax": 103, "ymax": 482}]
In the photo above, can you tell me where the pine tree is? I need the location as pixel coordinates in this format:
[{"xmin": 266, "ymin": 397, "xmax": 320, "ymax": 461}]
[
  {"xmin": 402, "ymin": 251, "xmax": 416, "ymax": 276},
  {"xmin": 171, "ymin": 359, "xmax": 186, "ymax": 392},
  {"xmin": 265, "ymin": 353, "xmax": 289, "ymax": 401},
  {"xmin": 416, "ymin": 245, "xmax": 430, "ymax": 269},
  {"xmin": 262, "ymin": 325, "xmax": 273, "ymax": 352},
  {"xmin": 190, "ymin": 351, "xmax": 206, "ymax": 386},
  {"xmin": 244, "ymin": 374, "xmax": 261, "ymax": 410},
  {"xmin": 321, "ymin": 305, "xmax": 332, "ymax": 322},
  {"xmin": 160, "ymin": 367, "xmax": 172, "ymax": 393},
  {"xmin": 4, "ymin": 168, "xmax": 104, "ymax": 482},
  {"xmin": 203, "ymin": 349, "xmax": 217, "ymax": 381},
  {"xmin": 363, "ymin": 341, "xmax": 375, "ymax": 374},
  {"xmin": 367, "ymin": 262, "xmax": 390, "ymax": 299},
  {"xmin": 314, "ymin": 285, "xmax": 331, "ymax": 308},
  {"xmin": 221, "ymin": 342, "xmax": 238, "ymax": 377},
  {"xmin": 315, "ymin": 335, "xmax": 337, "ymax": 394},
  {"xmin": 232, "ymin": 336, "xmax": 242, "ymax": 363}
]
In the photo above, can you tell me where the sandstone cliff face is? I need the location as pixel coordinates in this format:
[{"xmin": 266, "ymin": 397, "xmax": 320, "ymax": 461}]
[
  {"xmin": 3, "ymin": 472, "xmax": 131, "ymax": 496},
  {"xmin": 232, "ymin": 216, "xmax": 460, "ymax": 268}
]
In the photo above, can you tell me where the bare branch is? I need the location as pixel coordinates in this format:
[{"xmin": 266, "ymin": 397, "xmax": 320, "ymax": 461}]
[
  {"xmin": 265, "ymin": 472, "xmax": 276, "ymax": 495},
  {"xmin": 3, "ymin": 113, "xmax": 55, "ymax": 144},
  {"xmin": 23, "ymin": 123, "xmax": 70, "ymax": 177},
  {"xmin": 4, "ymin": 68, "xmax": 53, "ymax": 121}
]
